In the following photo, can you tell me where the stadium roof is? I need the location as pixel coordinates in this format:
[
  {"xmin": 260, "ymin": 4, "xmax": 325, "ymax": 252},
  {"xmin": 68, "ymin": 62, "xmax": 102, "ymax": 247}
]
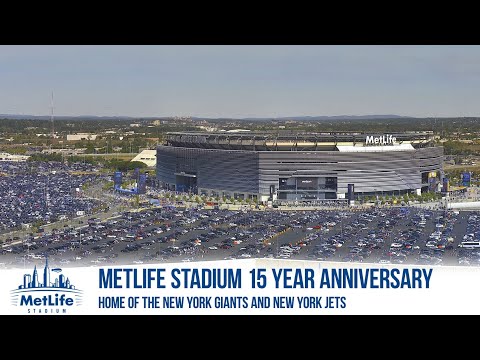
[{"xmin": 163, "ymin": 131, "xmax": 435, "ymax": 151}]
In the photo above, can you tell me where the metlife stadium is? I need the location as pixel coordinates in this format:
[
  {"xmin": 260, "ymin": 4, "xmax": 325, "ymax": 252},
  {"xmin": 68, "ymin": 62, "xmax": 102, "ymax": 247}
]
[{"xmin": 156, "ymin": 131, "xmax": 443, "ymax": 204}]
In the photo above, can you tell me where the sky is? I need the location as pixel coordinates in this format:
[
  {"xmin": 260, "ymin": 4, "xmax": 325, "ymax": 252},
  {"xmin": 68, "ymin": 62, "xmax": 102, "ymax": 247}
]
[{"xmin": 0, "ymin": 45, "xmax": 479, "ymax": 118}]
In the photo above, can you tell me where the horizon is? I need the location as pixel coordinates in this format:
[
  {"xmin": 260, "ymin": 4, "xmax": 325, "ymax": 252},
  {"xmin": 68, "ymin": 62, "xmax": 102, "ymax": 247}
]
[{"xmin": 0, "ymin": 113, "xmax": 478, "ymax": 120}]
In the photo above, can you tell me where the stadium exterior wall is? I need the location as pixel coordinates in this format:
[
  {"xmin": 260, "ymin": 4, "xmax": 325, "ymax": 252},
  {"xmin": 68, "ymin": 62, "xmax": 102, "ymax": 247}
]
[{"xmin": 156, "ymin": 145, "xmax": 443, "ymax": 201}]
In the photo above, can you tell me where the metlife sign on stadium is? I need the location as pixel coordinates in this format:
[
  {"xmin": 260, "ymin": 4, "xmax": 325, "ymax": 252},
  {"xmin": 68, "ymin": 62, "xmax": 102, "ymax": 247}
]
[
  {"xmin": 365, "ymin": 135, "xmax": 397, "ymax": 145},
  {"xmin": 1, "ymin": 259, "xmax": 480, "ymax": 315}
]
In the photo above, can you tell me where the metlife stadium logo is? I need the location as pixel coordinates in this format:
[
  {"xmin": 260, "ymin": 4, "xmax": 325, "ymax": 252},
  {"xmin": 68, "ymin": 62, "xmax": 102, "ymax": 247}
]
[{"xmin": 10, "ymin": 258, "xmax": 82, "ymax": 314}]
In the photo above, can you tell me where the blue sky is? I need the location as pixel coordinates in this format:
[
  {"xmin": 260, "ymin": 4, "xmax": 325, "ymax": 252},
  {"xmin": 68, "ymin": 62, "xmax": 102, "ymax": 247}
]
[{"xmin": 0, "ymin": 45, "xmax": 479, "ymax": 118}]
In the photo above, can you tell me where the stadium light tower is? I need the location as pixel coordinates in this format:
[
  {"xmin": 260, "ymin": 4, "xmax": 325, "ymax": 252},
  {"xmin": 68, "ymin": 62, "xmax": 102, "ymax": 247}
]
[{"xmin": 50, "ymin": 91, "xmax": 55, "ymax": 139}]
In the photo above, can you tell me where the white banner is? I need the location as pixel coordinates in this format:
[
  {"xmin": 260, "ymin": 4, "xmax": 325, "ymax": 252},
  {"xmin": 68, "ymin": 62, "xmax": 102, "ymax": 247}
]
[{"xmin": 1, "ymin": 259, "xmax": 479, "ymax": 315}]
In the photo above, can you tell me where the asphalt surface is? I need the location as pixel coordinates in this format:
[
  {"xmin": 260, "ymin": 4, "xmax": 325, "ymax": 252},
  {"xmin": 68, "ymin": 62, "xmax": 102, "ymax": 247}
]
[{"xmin": 0, "ymin": 205, "xmax": 478, "ymax": 269}]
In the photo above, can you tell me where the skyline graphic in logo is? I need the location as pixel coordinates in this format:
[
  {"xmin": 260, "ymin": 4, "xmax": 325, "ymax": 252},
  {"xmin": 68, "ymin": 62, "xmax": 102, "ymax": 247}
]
[
  {"xmin": 18, "ymin": 257, "xmax": 76, "ymax": 290},
  {"xmin": 11, "ymin": 257, "xmax": 82, "ymax": 314}
]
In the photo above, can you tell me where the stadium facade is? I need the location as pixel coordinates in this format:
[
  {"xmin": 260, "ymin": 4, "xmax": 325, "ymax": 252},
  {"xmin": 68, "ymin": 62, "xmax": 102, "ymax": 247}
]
[{"xmin": 156, "ymin": 132, "xmax": 443, "ymax": 203}]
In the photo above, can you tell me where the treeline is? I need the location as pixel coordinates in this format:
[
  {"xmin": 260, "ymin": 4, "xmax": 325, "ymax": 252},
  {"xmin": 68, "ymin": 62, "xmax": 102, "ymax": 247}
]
[
  {"xmin": 442, "ymin": 140, "xmax": 480, "ymax": 155},
  {"xmin": 212, "ymin": 117, "xmax": 480, "ymax": 134},
  {"xmin": 27, "ymin": 153, "xmax": 147, "ymax": 172},
  {"xmin": 362, "ymin": 191, "xmax": 443, "ymax": 204},
  {"xmin": 104, "ymin": 159, "xmax": 147, "ymax": 172},
  {"xmin": 444, "ymin": 167, "xmax": 480, "ymax": 184},
  {"xmin": 0, "ymin": 118, "xmax": 198, "ymax": 135},
  {"xmin": 28, "ymin": 153, "xmax": 64, "ymax": 162},
  {"xmin": 2, "ymin": 117, "xmax": 480, "ymax": 135}
]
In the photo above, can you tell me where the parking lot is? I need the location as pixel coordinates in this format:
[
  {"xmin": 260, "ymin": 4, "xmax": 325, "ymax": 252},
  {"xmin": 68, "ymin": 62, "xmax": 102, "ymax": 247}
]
[
  {"xmin": 0, "ymin": 161, "xmax": 106, "ymax": 235},
  {"xmin": 1, "ymin": 203, "xmax": 480, "ymax": 269}
]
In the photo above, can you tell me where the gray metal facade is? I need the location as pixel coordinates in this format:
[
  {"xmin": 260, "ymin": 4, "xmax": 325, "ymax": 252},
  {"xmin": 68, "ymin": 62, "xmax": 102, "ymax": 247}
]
[
  {"xmin": 157, "ymin": 146, "xmax": 259, "ymax": 194},
  {"xmin": 157, "ymin": 145, "xmax": 444, "ymax": 197}
]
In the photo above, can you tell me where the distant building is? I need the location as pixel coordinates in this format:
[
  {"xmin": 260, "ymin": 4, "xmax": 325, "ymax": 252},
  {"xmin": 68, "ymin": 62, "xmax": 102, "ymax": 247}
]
[
  {"xmin": 66, "ymin": 133, "xmax": 98, "ymax": 141},
  {"xmin": 196, "ymin": 126, "xmax": 218, "ymax": 132},
  {"xmin": 0, "ymin": 152, "xmax": 30, "ymax": 162},
  {"xmin": 41, "ymin": 148, "xmax": 86, "ymax": 155},
  {"xmin": 36, "ymin": 133, "xmax": 59, "ymax": 138},
  {"xmin": 131, "ymin": 149, "xmax": 156, "ymax": 167},
  {"xmin": 130, "ymin": 123, "xmax": 141, "ymax": 128},
  {"xmin": 225, "ymin": 129, "xmax": 251, "ymax": 133}
]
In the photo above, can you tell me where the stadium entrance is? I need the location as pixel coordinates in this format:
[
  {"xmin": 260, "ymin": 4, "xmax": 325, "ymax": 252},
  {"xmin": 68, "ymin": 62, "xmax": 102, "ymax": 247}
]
[
  {"xmin": 174, "ymin": 172, "xmax": 197, "ymax": 193},
  {"xmin": 277, "ymin": 176, "xmax": 338, "ymax": 201}
]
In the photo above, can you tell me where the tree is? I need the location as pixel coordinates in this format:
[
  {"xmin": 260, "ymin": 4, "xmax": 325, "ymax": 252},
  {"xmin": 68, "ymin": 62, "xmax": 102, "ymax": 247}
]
[
  {"xmin": 127, "ymin": 161, "xmax": 147, "ymax": 171},
  {"xmin": 85, "ymin": 142, "xmax": 95, "ymax": 154},
  {"xmin": 28, "ymin": 153, "xmax": 62, "ymax": 162},
  {"xmin": 103, "ymin": 181, "xmax": 114, "ymax": 190},
  {"xmin": 31, "ymin": 220, "xmax": 44, "ymax": 234}
]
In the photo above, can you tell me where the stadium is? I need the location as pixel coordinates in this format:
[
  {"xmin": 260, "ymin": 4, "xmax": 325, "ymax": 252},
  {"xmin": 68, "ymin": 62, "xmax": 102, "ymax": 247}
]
[{"xmin": 156, "ymin": 131, "xmax": 444, "ymax": 204}]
